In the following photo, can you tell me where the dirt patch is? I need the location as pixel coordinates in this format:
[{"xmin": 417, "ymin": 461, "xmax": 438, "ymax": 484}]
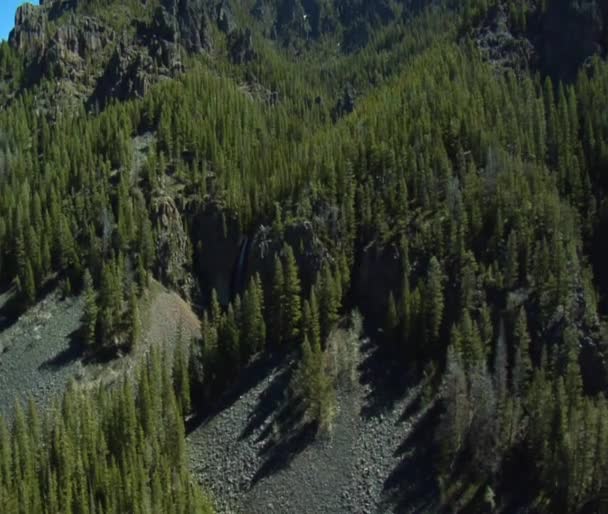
[{"xmin": 144, "ymin": 280, "xmax": 201, "ymax": 346}]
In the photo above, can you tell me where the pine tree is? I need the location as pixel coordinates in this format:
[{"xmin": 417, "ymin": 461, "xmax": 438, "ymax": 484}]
[
  {"xmin": 126, "ymin": 288, "xmax": 141, "ymax": 351},
  {"xmin": 425, "ymin": 256, "xmax": 444, "ymax": 342},
  {"xmin": 241, "ymin": 276, "xmax": 266, "ymax": 359},
  {"xmin": 385, "ymin": 291, "xmax": 399, "ymax": 344},
  {"xmin": 82, "ymin": 269, "xmax": 97, "ymax": 347},
  {"xmin": 270, "ymin": 255, "xmax": 285, "ymax": 346},
  {"xmin": 22, "ymin": 259, "xmax": 36, "ymax": 305},
  {"xmin": 173, "ymin": 334, "xmax": 192, "ymax": 416},
  {"xmin": 292, "ymin": 336, "xmax": 335, "ymax": 433},
  {"xmin": 282, "ymin": 245, "xmax": 302, "ymax": 344},
  {"xmin": 512, "ymin": 307, "xmax": 532, "ymax": 396},
  {"xmin": 319, "ymin": 266, "xmax": 340, "ymax": 342},
  {"xmin": 437, "ymin": 345, "xmax": 470, "ymax": 474}
]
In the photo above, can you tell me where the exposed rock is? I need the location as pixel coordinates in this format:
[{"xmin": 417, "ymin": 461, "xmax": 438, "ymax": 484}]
[
  {"xmin": 248, "ymin": 220, "xmax": 331, "ymax": 293},
  {"xmin": 537, "ymin": 0, "xmax": 606, "ymax": 81},
  {"xmin": 475, "ymin": 6, "xmax": 536, "ymax": 73},
  {"xmin": 228, "ymin": 29, "xmax": 257, "ymax": 64},
  {"xmin": 192, "ymin": 202, "xmax": 243, "ymax": 305},
  {"xmin": 217, "ymin": 0, "xmax": 237, "ymax": 35},
  {"xmin": 92, "ymin": 41, "xmax": 157, "ymax": 107},
  {"xmin": 151, "ymin": 194, "xmax": 193, "ymax": 299},
  {"xmin": 44, "ymin": 17, "xmax": 114, "ymax": 81},
  {"xmin": 9, "ymin": 3, "xmax": 47, "ymax": 56},
  {"xmin": 155, "ymin": 0, "xmax": 214, "ymax": 54}
]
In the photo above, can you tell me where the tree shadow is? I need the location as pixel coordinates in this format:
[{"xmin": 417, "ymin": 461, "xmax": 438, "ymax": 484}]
[
  {"xmin": 235, "ymin": 355, "xmax": 320, "ymax": 486},
  {"xmin": 240, "ymin": 361, "xmax": 293, "ymax": 442},
  {"xmin": 358, "ymin": 336, "xmax": 414, "ymax": 419},
  {"xmin": 38, "ymin": 328, "xmax": 85, "ymax": 370},
  {"xmin": 250, "ymin": 398, "xmax": 317, "ymax": 486},
  {"xmin": 186, "ymin": 352, "xmax": 285, "ymax": 435},
  {"xmin": 381, "ymin": 402, "xmax": 441, "ymax": 513},
  {"xmin": 0, "ymin": 277, "xmax": 64, "ymax": 336},
  {"xmin": 0, "ymin": 286, "xmax": 21, "ymax": 334}
]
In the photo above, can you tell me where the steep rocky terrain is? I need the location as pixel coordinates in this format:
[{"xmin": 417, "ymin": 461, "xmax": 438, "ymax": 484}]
[
  {"xmin": 188, "ymin": 333, "xmax": 437, "ymax": 514},
  {"xmin": 2, "ymin": 1, "xmax": 608, "ymax": 512},
  {"xmin": 0, "ymin": 280, "xmax": 198, "ymax": 415}
]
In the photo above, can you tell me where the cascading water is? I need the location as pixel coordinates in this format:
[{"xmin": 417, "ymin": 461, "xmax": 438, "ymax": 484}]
[{"xmin": 230, "ymin": 236, "xmax": 251, "ymax": 299}]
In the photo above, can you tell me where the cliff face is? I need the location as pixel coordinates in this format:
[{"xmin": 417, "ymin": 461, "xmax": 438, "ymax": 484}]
[
  {"xmin": 8, "ymin": 0, "xmax": 607, "ymax": 114},
  {"xmin": 475, "ymin": 1, "xmax": 608, "ymax": 81},
  {"xmin": 536, "ymin": 0, "xmax": 607, "ymax": 81},
  {"xmin": 7, "ymin": 0, "xmax": 242, "ymax": 110}
]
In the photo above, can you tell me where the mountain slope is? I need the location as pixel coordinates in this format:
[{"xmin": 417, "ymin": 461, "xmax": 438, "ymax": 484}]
[{"xmin": 1, "ymin": 1, "xmax": 608, "ymax": 513}]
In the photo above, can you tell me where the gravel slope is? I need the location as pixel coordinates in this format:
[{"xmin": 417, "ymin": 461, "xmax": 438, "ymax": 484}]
[
  {"xmin": 188, "ymin": 338, "xmax": 439, "ymax": 513},
  {"xmin": 0, "ymin": 281, "xmax": 199, "ymax": 417},
  {"xmin": 0, "ymin": 290, "xmax": 85, "ymax": 414}
]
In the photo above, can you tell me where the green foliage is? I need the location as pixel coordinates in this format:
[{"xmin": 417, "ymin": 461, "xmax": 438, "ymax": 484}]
[
  {"xmin": 82, "ymin": 269, "xmax": 98, "ymax": 347},
  {"xmin": 1, "ymin": 0, "xmax": 608, "ymax": 511},
  {"xmin": 0, "ymin": 349, "xmax": 213, "ymax": 514},
  {"xmin": 291, "ymin": 336, "xmax": 336, "ymax": 434}
]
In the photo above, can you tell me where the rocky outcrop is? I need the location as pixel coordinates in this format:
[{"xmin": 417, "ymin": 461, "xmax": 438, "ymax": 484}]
[
  {"xmin": 7, "ymin": 0, "xmax": 247, "ymax": 111},
  {"xmin": 152, "ymin": 194, "xmax": 193, "ymax": 299},
  {"xmin": 9, "ymin": 3, "xmax": 47, "ymax": 56},
  {"xmin": 217, "ymin": 0, "xmax": 237, "ymax": 35},
  {"xmin": 92, "ymin": 42, "xmax": 159, "ymax": 107},
  {"xmin": 247, "ymin": 220, "xmax": 331, "ymax": 293},
  {"xmin": 536, "ymin": 0, "xmax": 606, "ymax": 81},
  {"xmin": 475, "ymin": 1, "xmax": 607, "ymax": 81},
  {"xmin": 155, "ymin": 0, "xmax": 214, "ymax": 54},
  {"xmin": 191, "ymin": 203, "xmax": 243, "ymax": 305},
  {"xmin": 228, "ymin": 29, "xmax": 256, "ymax": 64},
  {"xmin": 191, "ymin": 202, "xmax": 331, "ymax": 307},
  {"xmin": 44, "ymin": 17, "xmax": 114, "ymax": 81},
  {"xmin": 475, "ymin": 6, "xmax": 536, "ymax": 73}
]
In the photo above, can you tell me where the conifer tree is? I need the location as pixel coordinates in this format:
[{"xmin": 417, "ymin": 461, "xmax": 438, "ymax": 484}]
[
  {"xmin": 425, "ymin": 256, "xmax": 444, "ymax": 342},
  {"xmin": 319, "ymin": 266, "xmax": 340, "ymax": 343},
  {"xmin": 270, "ymin": 255, "xmax": 285, "ymax": 346},
  {"xmin": 126, "ymin": 288, "xmax": 141, "ymax": 350},
  {"xmin": 512, "ymin": 307, "xmax": 532, "ymax": 396},
  {"xmin": 173, "ymin": 333, "xmax": 192, "ymax": 416},
  {"xmin": 82, "ymin": 269, "xmax": 98, "ymax": 347},
  {"xmin": 385, "ymin": 291, "xmax": 399, "ymax": 343},
  {"xmin": 282, "ymin": 245, "xmax": 302, "ymax": 345}
]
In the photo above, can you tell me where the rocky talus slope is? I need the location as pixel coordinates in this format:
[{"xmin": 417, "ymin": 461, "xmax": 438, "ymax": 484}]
[
  {"xmin": 188, "ymin": 336, "xmax": 438, "ymax": 514},
  {"xmin": 0, "ymin": 280, "xmax": 198, "ymax": 416}
]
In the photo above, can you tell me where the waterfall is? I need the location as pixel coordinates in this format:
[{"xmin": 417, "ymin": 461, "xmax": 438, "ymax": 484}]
[{"xmin": 230, "ymin": 236, "xmax": 251, "ymax": 299}]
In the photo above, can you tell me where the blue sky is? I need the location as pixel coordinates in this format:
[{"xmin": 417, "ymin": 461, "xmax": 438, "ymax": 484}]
[{"xmin": 1, "ymin": 1, "xmax": 39, "ymax": 41}]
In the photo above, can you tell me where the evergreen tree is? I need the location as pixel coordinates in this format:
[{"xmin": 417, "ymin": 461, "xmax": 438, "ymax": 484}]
[
  {"xmin": 425, "ymin": 256, "xmax": 444, "ymax": 343},
  {"xmin": 385, "ymin": 291, "xmax": 399, "ymax": 343},
  {"xmin": 82, "ymin": 269, "xmax": 98, "ymax": 347},
  {"xmin": 270, "ymin": 255, "xmax": 285, "ymax": 347},
  {"xmin": 512, "ymin": 307, "xmax": 532, "ymax": 396},
  {"xmin": 282, "ymin": 245, "xmax": 302, "ymax": 345}
]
